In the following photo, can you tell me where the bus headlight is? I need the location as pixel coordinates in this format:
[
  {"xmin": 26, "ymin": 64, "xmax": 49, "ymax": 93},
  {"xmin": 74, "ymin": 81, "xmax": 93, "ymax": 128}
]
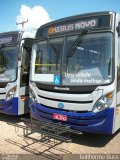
[
  {"xmin": 6, "ymin": 86, "xmax": 17, "ymax": 101},
  {"xmin": 92, "ymin": 92, "xmax": 114, "ymax": 113},
  {"xmin": 29, "ymin": 88, "xmax": 38, "ymax": 103}
]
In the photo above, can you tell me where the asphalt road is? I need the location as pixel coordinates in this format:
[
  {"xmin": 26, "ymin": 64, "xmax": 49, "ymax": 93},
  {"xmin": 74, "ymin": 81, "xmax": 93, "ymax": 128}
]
[{"xmin": 0, "ymin": 113, "xmax": 120, "ymax": 160}]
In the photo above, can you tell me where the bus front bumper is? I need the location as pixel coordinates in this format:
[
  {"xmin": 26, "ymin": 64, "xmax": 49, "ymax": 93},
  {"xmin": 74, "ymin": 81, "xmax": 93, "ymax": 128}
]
[
  {"xmin": 0, "ymin": 97, "xmax": 18, "ymax": 115},
  {"xmin": 30, "ymin": 103, "xmax": 114, "ymax": 134}
]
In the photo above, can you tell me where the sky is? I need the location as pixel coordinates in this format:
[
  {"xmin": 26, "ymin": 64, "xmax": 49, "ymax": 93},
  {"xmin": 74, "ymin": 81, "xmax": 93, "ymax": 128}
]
[{"xmin": 0, "ymin": 0, "xmax": 120, "ymax": 36}]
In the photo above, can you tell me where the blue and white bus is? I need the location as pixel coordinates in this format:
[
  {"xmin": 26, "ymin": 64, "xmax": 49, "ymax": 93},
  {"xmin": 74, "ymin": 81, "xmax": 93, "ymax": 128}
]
[
  {"xmin": 0, "ymin": 31, "xmax": 33, "ymax": 115},
  {"xmin": 30, "ymin": 11, "xmax": 120, "ymax": 134}
]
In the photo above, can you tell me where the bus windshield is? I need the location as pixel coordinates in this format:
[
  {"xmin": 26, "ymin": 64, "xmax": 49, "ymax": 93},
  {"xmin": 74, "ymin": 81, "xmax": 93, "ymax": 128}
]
[
  {"xmin": 0, "ymin": 46, "xmax": 18, "ymax": 82},
  {"xmin": 31, "ymin": 32, "xmax": 113, "ymax": 86}
]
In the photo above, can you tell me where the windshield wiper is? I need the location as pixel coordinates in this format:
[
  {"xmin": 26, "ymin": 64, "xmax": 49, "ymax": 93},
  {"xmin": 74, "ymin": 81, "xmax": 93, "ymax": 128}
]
[
  {"xmin": 108, "ymin": 58, "xmax": 112, "ymax": 76},
  {"xmin": 46, "ymin": 36, "xmax": 58, "ymax": 56},
  {"xmin": 46, "ymin": 36, "xmax": 60, "ymax": 70},
  {"xmin": 67, "ymin": 29, "xmax": 88, "ymax": 57}
]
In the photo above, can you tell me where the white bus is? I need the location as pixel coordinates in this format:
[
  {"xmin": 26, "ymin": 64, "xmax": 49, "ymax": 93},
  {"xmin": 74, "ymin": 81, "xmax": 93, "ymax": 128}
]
[
  {"xmin": 30, "ymin": 11, "xmax": 120, "ymax": 134},
  {"xmin": 0, "ymin": 31, "xmax": 33, "ymax": 115}
]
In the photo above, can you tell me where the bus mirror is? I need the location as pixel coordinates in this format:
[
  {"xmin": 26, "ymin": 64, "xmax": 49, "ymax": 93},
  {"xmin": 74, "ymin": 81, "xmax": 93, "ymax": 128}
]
[
  {"xmin": 24, "ymin": 46, "xmax": 32, "ymax": 52},
  {"xmin": 116, "ymin": 22, "xmax": 120, "ymax": 36},
  {"xmin": 18, "ymin": 48, "xmax": 21, "ymax": 60},
  {"xmin": 117, "ymin": 66, "xmax": 120, "ymax": 76},
  {"xmin": 18, "ymin": 53, "xmax": 21, "ymax": 60}
]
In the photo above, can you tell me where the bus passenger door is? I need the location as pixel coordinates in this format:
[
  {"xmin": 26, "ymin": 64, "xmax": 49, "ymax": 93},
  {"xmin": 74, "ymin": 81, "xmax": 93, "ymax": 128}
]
[{"xmin": 19, "ymin": 42, "xmax": 32, "ymax": 114}]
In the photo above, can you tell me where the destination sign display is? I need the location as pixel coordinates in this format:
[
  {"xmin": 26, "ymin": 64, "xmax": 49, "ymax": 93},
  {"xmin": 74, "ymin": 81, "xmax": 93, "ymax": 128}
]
[
  {"xmin": 0, "ymin": 32, "xmax": 19, "ymax": 45},
  {"xmin": 46, "ymin": 15, "xmax": 111, "ymax": 35},
  {"xmin": 48, "ymin": 19, "xmax": 98, "ymax": 34},
  {"xmin": 0, "ymin": 37, "xmax": 12, "ymax": 44}
]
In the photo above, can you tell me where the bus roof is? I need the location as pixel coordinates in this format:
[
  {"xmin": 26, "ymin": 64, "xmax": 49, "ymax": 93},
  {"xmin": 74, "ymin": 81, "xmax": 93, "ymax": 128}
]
[{"xmin": 40, "ymin": 11, "xmax": 115, "ymax": 27}]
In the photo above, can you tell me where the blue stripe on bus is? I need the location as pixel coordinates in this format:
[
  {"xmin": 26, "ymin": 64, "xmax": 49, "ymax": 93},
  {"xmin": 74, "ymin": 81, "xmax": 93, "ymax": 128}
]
[
  {"xmin": 30, "ymin": 102, "xmax": 114, "ymax": 134},
  {"xmin": 0, "ymin": 97, "xmax": 18, "ymax": 115}
]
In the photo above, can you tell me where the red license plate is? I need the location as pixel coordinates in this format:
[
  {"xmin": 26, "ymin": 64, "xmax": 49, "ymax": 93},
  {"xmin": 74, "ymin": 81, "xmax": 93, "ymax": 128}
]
[{"xmin": 53, "ymin": 113, "xmax": 67, "ymax": 121}]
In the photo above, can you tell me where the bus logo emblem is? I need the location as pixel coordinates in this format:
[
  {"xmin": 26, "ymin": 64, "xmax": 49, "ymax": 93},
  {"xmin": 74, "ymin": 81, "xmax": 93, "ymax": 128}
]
[
  {"xmin": 58, "ymin": 103, "xmax": 64, "ymax": 109},
  {"xmin": 54, "ymin": 76, "xmax": 60, "ymax": 85}
]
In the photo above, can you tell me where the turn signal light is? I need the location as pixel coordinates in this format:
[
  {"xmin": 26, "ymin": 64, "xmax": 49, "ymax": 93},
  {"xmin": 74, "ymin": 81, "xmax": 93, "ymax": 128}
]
[{"xmin": 21, "ymin": 96, "xmax": 27, "ymax": 102}]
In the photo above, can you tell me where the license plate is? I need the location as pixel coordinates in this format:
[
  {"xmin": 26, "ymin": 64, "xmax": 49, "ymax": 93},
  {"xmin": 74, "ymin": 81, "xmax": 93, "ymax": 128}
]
[{"xmin": 53, "ymin": 113, "xmax": 67, "ymax": 121}]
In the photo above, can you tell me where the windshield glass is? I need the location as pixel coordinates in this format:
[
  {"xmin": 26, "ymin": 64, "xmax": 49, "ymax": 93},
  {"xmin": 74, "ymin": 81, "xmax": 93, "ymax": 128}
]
[
  {"xmin": 63, "ymin": 32, "xmax": 113, "ymax": 86},
  {"xmin": 31, "ymin": 32, "xmax": 113, "ymax": 86},
  {"xmin": 31, "ymin": 37, "xmax": 64, "ymax": 83},
  {"xmin": 0, "ymin": 46, "xmax": 18, "ymax": 82}
]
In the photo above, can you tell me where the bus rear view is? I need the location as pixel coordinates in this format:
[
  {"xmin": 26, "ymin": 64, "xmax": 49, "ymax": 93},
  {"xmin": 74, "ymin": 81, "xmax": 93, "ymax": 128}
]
[{"xmin": 30, "ymin": 11, "xmax": 120, "ymax": 134}]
